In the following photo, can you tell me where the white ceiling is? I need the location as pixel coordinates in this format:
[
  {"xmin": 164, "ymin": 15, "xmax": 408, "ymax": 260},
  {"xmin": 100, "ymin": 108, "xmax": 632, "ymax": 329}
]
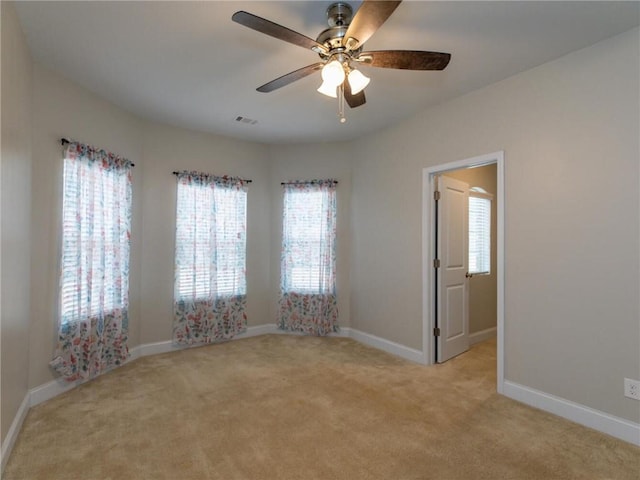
[{"xmin": 15, "ymin": 1, "xmax": 640, "ymax": 145}]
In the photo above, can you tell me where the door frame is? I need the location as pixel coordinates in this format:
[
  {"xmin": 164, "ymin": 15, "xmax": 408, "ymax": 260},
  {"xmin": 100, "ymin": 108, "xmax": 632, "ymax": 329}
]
[{"xmin": 422, "ymin": 151, "xmax": 505, "ymax": 394}]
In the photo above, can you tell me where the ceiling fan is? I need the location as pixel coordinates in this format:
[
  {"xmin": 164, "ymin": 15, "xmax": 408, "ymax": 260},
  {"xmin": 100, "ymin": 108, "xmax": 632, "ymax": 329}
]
[{"xmin": 232, "ymin": 0, "xmax": 451, "ymax": 123}]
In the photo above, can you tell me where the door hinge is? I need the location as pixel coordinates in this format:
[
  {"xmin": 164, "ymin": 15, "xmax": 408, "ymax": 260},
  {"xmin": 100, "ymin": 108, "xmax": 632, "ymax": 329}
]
[
  {"xmin": 434, "ymin": 190, "xmax": 441, "ymax": 201},
  {"xmin": 433, "ymin": 258, "xmax": 440, "ymax": 269},
  {"xmin": 433, "ymin": 327, "xmax": 441, "ymax": 337}
]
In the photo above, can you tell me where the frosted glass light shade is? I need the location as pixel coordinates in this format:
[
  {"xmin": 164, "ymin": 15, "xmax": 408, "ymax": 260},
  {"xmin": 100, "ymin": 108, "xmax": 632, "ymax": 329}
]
[
  {"xmin": 317, "ymin": 80, "xmax": 338, "ymax": 98},
  {"xmin": 321, "ymin": 60, "xmax": 345, "ymax": 86},
  {"xmin": 348, "ymin": 69, "xmax": 370, "ymax": 94}
]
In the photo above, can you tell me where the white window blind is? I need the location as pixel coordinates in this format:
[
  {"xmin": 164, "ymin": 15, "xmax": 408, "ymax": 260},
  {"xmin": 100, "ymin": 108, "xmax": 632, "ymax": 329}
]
[
  {"xmin": 213, "ymin": 186, "xmax": 247, "ymax": 296},
  {"xmin": 60, "ymin": 159, "xmax": 130, "ymax": 324},
  {"xmin": 281, "ymin": 185, "xmax": 336, "ymax": 294},
  {"xmin": 175, "ymin": 181, "xmax": 246, "ymax": 300},
  {"xmin": 468, "ymin": 195, "xmax": 491, "ymax": 275}
]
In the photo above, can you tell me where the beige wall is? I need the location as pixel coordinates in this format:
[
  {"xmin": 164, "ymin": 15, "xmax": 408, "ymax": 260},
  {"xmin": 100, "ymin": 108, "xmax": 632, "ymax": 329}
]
[
  {"xmin": 267, "ymin": 143, "xmax": 353, "ymax": 327},
  {"xmin": 139, "ymin": 123, "xmax": 271, "ymax": 344},
  {"xmin": 29, "ymin": 64, "xmax": 144, "ymax": 388},
  {"xmin": 1, "ymin": 1, "xmax": 33, "ymax": 445},
  {"xmin": 350, "ymin": 28, "xmax": 639, "ymax": 422},
  {"xmin": 29, "ymin": 65, "xmax": 275, "ymax": 386},
  {"xmin": 444, "ymin": 164, "xmax": 497, "ymax": 335}
]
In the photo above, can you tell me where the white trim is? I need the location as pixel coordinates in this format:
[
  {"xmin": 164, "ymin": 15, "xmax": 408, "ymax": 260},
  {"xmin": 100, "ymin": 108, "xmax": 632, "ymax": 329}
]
[
  {"xmin": 347, "ymin": 327, "xmax": 425, "ymax": 364},
  {"xmin": 421, "ymin": 170, "xmax": 434, "ymax": 365},
  {"xmin": 106, "ymin": 326, "xmax": 422, "ymax": 367},
  {"xmin": 503, "ymin": 380, "xmax": 640, "ymax": 446},
  {"xmin": 330, "ymin": 328, "xmax": 351, "ymax": 338},
  {"xmin": 496, "ymin": 153, "xmax": 505, "ymax": 394},
  {"xmin": 469, "ymin": 190, "xmax": 494, "ymax": 201},
  {"xmin": 29, "ymin": 378, "xmax": 76, "ymax": 407},
  {"xmin": 468, "ymin": 327, "xmax": 497, "ymax": 345},
  {"xmin": 130, "ymin": 340, "xmax": 178, "ymax": 358},
  {"xmin": 422, "ymin": 151, "xmax": 505, "ymax": 394},
  {"xmin": 130, "ymin": 324, "xmax": 280, "ymax": 357},
  {"xmin": 269, "ymin": 324, "xmax": 423, "ymax": 363},
  {"xmin": 248, "ymin": 325, "xmax": 423, "ymax": 363},
  {"xmin": 127, "ymin": 344, "xmax": 143, "ymax": 361},
  {"xmin": 236, "ymin": 323, "xmax": 277, "ymax": 339},
  {"xmin": 270, "ymin": 324, "xmax": 351, "ymax": 338},
  {"xmin": 1, "ymin": 394, "xmax": 29, "ymax": 472}
]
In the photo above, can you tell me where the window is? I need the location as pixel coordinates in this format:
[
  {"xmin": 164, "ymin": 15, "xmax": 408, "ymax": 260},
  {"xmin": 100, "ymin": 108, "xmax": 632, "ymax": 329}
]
[
  {"xmin": 278, "ymin": 180, "xmax": 339, "ymax": 335},
  {"xmin": 59, "ymin": 151, "xmax": 132, "ymax": 325},
  {"xmin": 281, "ymin": 181, "xmax": 336, "ymax": 294},
  {"xmin": 174, "ymin": 175, "xmax": 247, "ymax": 301},
  {"xmin": 53, "ymin": 141, "xmax": 132, "ymax": 381},
  {"xmin": 468, "ymin": 189, "xmax": 492, "ymax": 275}
]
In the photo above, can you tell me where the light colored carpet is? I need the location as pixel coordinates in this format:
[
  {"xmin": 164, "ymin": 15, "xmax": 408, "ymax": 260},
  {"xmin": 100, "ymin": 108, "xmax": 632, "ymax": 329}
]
[{"xmin": 3, "ymin": 334, "xmax": 638, "ymax": 479}]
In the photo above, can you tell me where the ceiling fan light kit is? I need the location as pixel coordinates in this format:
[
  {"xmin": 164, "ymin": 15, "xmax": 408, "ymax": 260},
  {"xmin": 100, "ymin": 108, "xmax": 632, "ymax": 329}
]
[
  {"xmin": 317, "ymin": 80, "xmax": 338, "ymax": 98},
  {"xmin": 347, "ymin": 69, "xmax": 370, "ymax": 95},
  {"xmin": 321, "ymin": 59, "xmax": 346, "ymax": 88},
  {"xmin": 232, "ymin": 0, "xmax": 451, "ymax": 124}
]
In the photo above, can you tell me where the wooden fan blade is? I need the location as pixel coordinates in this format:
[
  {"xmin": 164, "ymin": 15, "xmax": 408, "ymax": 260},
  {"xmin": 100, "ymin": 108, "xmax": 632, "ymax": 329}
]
[
  {"xmin": 344, "ymin": 80, "xmax": 366, "ymax": 108},
  {"xmin": 342, "ymin": 1, "xmax": 402, "ymax": 51},
  {"xmin": 358, "ymin": 50, "xmax": 451, "ymax": 70},
  {"xmin": 232, "ymin": 11, "xmax": 328, "ymax": 54},
  {"xmin": 257, "ymin": 63, "xmax": 324, "ymax": 93}
]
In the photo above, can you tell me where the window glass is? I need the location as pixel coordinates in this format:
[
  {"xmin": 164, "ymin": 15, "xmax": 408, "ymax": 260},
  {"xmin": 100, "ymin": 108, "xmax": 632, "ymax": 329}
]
[
  {"xmin": 175, "ymin": 181, "xmax": 246, "ymax": 300},
  {"xmin": 60, "ymin": 158, "xmax": 131, "ymax": 324},
  {"xmin": 469, "ymin": 194, "xmax": 491, "ymax": 275},
  {"xmin": 281, "ymin": 183, "xmax": 336, "ymax": 294}
]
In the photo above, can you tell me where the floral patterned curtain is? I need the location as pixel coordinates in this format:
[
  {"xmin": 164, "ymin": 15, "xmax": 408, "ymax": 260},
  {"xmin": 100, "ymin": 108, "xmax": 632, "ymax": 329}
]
[
  {"xmin": 278, "ymin": 179, "xmax": 338, "ymax": 335},
  {"xmin": 50, "ymin": 141, "xmax": 133, "ymax": 382},
  {"xmin": 173, "ymin": 171, "xmax": 248, "ymax": 346}
]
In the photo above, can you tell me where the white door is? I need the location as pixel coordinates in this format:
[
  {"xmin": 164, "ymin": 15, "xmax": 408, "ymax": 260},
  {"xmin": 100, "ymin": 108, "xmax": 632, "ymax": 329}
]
[{"xmin": 435, "ymin": 175, "xmax": 470, "ymax": 362}]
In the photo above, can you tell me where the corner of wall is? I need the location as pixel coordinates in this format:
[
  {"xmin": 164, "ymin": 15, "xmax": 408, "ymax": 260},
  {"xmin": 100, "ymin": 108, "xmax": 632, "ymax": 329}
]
[{"xmin": 1, "ymin": 0, "xmax": 34, "ymax": 456}]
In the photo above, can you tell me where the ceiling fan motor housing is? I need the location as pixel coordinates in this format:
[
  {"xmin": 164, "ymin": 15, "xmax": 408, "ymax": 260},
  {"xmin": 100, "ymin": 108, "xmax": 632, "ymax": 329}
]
[
  {"xmin": 326, "ymin": 3, "xmax": 352, "ymax": 27},
  {"xmin": 316, "ymin": 26, "xmax": 347, "ymax": 51},
  {"xmin": 316, "ymin": 3, "xmax": 361, "ymax": 60}
]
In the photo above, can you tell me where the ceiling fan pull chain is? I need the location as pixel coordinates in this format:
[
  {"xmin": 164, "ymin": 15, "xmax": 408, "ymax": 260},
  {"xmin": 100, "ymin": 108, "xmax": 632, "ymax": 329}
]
[{"xmin": 338, "ymin": 83, "xmax": 346, "ymax": 123}]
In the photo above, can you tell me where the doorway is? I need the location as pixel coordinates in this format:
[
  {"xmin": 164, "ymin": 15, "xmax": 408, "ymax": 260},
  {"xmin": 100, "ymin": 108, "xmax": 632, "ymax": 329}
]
[{"xmin": 422, "ymin": 152, "xmax": 505, "ymax": 394}]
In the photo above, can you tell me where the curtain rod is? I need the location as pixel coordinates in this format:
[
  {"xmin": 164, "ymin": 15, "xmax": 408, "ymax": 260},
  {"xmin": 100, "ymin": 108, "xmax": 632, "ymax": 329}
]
[
  {"xmin": 60, "ymin": 138, "xmax": 135, "ymax": 167},
  {"xmin": 280, "ymin": 180, "xmax": 338, "ymax": 185},
  {"xmin": 172, "ymin": 171, "xmax": 252, "ymax": 183}
]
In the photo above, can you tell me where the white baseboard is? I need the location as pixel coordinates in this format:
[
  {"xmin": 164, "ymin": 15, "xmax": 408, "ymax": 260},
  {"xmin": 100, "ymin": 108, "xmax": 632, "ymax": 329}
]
[
  {"xmin": 503, "ymin": 380, "xmax": 640, "ymax": 446},
  {"xmin": 29, "ymin": 347, "xmax": 163, "ymax": 406},
  {"xmin": 236, "ymin": 324, "xmax": 278, "ymax": 339},
  {"xmin": 268, "ymin": 324, "xmax": 350, "ymax": 338},
  {"xmin": 130, "ymin": 324, "xmax": 277, "ymax": 358},
  {"xmin": 1, "ymin": 394, "xmax": 29, "ymax": 472},
  {"xmin": 469, "ymin": 326, "xmax": 497, "ymax": 345},
  {"xmin": 331, "ymin": 327, "xmax": 351, "ymax": 338},
  {"xmin": 347, "ymin": 327, "xmax": 425, "ymax": 364},
  {"xmin": 265, "ymin": 324, "xmax": 423, "ymax": 364},
  {"xmin": 130, "ymin": 340, "xmax": 178, "ymax": 358},
  {"xmin": 29, "ymin": 378, "xmax": 76, "ymax": 407}
]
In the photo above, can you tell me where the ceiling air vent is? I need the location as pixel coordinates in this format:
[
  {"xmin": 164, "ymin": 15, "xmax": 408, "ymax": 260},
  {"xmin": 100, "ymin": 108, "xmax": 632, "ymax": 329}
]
[{"xmin": 235, "ymin": 116, "xmax": 258, "ymax": 125}]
